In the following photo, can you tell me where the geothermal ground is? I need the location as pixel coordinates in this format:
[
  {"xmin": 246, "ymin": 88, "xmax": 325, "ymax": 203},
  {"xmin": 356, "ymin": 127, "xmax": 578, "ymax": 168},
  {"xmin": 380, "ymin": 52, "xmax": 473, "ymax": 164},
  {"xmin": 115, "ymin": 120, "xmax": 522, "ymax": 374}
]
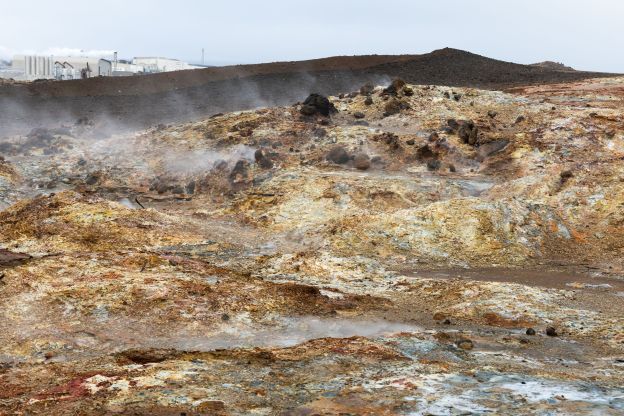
[{"xmin": 1, "ymin": 75, "xmax": 624, "ymax": 415}]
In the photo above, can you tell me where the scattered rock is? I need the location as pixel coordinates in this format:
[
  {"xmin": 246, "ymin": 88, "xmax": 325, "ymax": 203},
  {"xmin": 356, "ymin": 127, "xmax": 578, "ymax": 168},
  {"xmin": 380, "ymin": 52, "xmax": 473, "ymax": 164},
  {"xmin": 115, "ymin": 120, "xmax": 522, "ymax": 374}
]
[
  {"xmin": 560, "ymin": 170, "xmax": 574, "ymax": 184},
  {"xmin": 255, "ymin": 149, "xmax": 274, "ymax": 169},
  {"xmin": 312, "ymin": 127, "xmax": 327, "ymax": 137},
  {"xmin": 300, "ymin": 94, "xmax": 337, "ymax": 117},
  {"xmin": 477, "ymin": 139, "xmax": 509, "ymax": 160},
  {"xmin": 457, "ymin": 120, "xmax": 479, "ymax": 145},
  {"xmin": 447, "ymin": 119, "xmax": 460, "ymax": 130},
  {"xmin": 488, "ymin": 110, "xmax": 498, "ymax": 118},
  {"xmin": 416, "ymin": 144, "xmax": 436, "ymax": 160},
  {"xmin": 455, "ymin": 338, "xmax": 474, "ymax": 350},
  {"xmin": 383, "ymin": 99, "xmax": 410, "ymax": 117},
  {"xmin": 403, "ymin": 86, "xmax": 414, "ymax": 96},
  {"xmin": 373, "ymin": 132, "xmax": 401, "ymax": 151},
  {"xmin": 171, "ymin": 185, "xmax": 185, "ymax": 195},
  {"xmin": 85, "ymin": 173, "xmax": 100, "ymax": 185},
  {"xmin": 326, "ymin": 146, "xmax": 350, "ymax": 164},
  {"xmin": 384, "ymin": 100, "xmax": 402, "ymax": 116},
  {"xmin": 353, "ymin": 111, "xmax": 365, "ymax": 119},
  {"xmin": 453, "ymin": 92, "xmax": 462, "ymax": 101},
  {"xmin": 186, "ymin": 180, "xmax": 196, "ymax": 195},
  {"xmin": 353, "ymin": 153, "xmax": 371, "ymax": 170},
  {"xmin": 359, "ymin": 83, "xmax": 375, "ymax": 95},
  {"xmin": 364, "ymin": 96, "xmax": 373, "ymax": 106},
  {"xmin": 515, "ymin": 115, "xmax": 526, "ymax": 124},
  {"xmin": 383, "ymin": 78, "xmax": 406, "ymax": 96},
  {"xmin": 546, "ymin": 326, "xmax": 558, "ymax": 337},
  {"xmin": 229, "ymin": 160, "xmax": 250, "ymax": 183},
  {"xmin": 406, "ymin": 139, "xmax": 415, "ymax": 145},
  {"xmin": 426, "ymin": 160, "xmax": 441, "ymax": 171}
]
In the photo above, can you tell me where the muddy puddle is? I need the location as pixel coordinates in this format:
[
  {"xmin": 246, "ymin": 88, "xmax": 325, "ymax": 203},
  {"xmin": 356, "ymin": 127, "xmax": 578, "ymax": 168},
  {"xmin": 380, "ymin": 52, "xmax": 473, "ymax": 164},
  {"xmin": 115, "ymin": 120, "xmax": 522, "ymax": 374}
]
[{"xmin": 404, "ymin": 267, "xmax": 624, "ymax": 291}]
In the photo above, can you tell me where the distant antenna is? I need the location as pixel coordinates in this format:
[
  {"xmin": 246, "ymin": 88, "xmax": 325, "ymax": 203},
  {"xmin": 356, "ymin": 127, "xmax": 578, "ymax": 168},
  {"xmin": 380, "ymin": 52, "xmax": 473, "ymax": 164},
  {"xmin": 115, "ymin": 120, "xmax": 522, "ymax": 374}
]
[{"xmin": 202, "ymin": 48, "xmax": 205, "ymax": 66}]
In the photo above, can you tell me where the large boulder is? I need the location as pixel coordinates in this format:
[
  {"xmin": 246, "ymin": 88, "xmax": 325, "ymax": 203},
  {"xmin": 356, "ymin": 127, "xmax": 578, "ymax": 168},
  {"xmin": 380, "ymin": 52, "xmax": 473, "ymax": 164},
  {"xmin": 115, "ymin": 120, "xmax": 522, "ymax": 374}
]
[
  {"xmin": 300, "ymin": 94, "xmax": 337, "ymax": 117},
  {"xmin": 383, "ymin": 78, "xmax": 407, "ymax": 96}
]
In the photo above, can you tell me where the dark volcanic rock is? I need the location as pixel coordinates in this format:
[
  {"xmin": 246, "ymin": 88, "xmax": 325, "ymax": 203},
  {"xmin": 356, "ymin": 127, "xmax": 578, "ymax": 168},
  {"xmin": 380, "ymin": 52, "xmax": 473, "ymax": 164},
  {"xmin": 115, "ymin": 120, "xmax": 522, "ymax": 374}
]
[
  {"xmin": 300, "ymin": 94, "xmax": 337, "ymax": 117},
  {"xmin": 477, "ymin": 139, "xmax": 509, "ymax": 160},
  {"xmin": 457, "ymin": 120, "xmax": 478, "ymax": 145},
  {"xmin": 359, "ymin": 83, "xmax": 375, "ymax": 95},
  {"xmin": 229, "ymin": 160, "xmax": 250, "ymax": 183},
  {"xmin": 426, "ymin": 160, "xmax": 441, "ymax": 171},
  {"xmin": 353, "ymin": 153, "xmax": 371, "ymax": 170},
  {"xmin": 546, "ymin": 326, "xmax": 558, "ymax": 337},
  {"xmin": 255, "ymin": 149, "xmax": 274, "ymax": 169},
  {"xmin": 326, "ymin": 146, "xmax": 350, "ymax": 164},
  {"xmin": 383, "ymin": 78, "xmax": 407, "ymax": 96}
]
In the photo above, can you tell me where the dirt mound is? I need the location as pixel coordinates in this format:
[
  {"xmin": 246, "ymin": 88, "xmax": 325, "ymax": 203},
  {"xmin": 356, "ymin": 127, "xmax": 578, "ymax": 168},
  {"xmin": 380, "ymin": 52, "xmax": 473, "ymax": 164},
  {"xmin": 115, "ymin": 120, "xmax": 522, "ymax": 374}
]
[
  {"xmin": 531, "ymin": 61, "xmax": 575, "ymax": 71},
  {"xmin": 0, "ymin": 48, "xmax": 616, "ymax": 136}
]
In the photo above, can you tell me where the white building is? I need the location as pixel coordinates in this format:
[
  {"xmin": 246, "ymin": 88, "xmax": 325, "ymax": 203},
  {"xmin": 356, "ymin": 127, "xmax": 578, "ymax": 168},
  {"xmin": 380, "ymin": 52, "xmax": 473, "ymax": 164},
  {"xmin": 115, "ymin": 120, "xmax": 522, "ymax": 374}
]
[
  {"xmin": 132, "ymin": 57, "xmax": 199, "ymax": 73},
  {"xmin": 1, "ymin": 52, "xmax": 201, "ymax": 81},
  {"xmin": 11, "ymin": 55, "xmax": 112, "ymax": 80}
]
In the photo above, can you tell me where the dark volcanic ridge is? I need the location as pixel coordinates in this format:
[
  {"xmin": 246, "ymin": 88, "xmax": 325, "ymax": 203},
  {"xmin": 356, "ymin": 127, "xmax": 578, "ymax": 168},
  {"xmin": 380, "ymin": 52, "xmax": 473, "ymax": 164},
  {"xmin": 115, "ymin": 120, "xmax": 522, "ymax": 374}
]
[{"xmin": 0, "ymin": 48, "xmax": 616, "ymax": 136}]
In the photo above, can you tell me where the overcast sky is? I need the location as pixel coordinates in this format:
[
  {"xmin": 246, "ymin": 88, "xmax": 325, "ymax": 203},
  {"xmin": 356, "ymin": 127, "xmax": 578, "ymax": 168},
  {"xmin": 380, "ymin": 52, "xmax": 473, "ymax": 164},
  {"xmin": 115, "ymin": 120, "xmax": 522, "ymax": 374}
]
[{"xmin": 1, "ymin": 0, "xmax": 622, "ymax": 72}]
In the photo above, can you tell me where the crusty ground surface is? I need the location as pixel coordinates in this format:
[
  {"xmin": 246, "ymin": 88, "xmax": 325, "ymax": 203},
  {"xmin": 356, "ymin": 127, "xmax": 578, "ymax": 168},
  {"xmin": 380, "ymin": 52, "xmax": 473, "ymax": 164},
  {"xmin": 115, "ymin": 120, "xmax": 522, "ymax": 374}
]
[{"xmin": 1, "ymin": 76, "xmax": 623, "ymax": 415}]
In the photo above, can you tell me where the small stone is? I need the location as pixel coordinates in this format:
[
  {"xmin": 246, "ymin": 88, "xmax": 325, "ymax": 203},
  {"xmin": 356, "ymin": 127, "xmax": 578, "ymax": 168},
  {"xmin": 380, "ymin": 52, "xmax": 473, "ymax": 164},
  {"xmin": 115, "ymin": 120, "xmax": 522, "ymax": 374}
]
[
  {"xmin": 515, "ymin": 115, "xmax": 526, "ymax": 124},
  {"xmin": 383, "ymin": 78, "xmax": 406, "ymax": 95},
  {"xmin": 456, "ymin": 338, "xmax": 474, "ymax": 350},
  {"xmin": 546, "ymin": 326, "xmax": 558, "ymax": 337},
  {"xmin": 360, "ymin": 83, "xmax": 374, "ymax": 95},
  {"xmin": 353, "ymin": 111, "xmax": 365, "ymax": 119},
  {"xmin": 427, "ymin": 160, "xmax": 441, "ymax": 171},
  {"xmin": 443, "ymin": 318, "xmax": 452, "ymax": 325},
  {"xmin": 171, "ymin": 185, "xmax": 185, "ymax": 195},
  {"xmin": 85, "ymin": 173, "xmax": 99, "ymax": 185},
  {"xmin": 364, "ymin": 96, "xmax": 373, "ymax": 106},
  {"xmin": 487, "ymin": 110, "xmax": 498, "ymax": 118},
  {"xmin": 383, "ymin": 100, "xmax": 402, "ymax": 116},
  {"xmin": 406, "ymin": 139, "xmax": 415, "ymax": 145},
  {"xmin": 221, "ymin": 313, "xmax": 230, "ymax": 322},
  {"xmin": 326, "ymin": 146, "xmax": 350, "ymax": 164},
  {"xmin": 353, "ymin": 153, "xmax": 371, "ymax": 170},
  {"xmin": 560, "ymin": 170, "xmax": 574, "ymax": 183},
  {"xmin": 526, "ymin": 328, "xmax": 536, "ymax": 336}
]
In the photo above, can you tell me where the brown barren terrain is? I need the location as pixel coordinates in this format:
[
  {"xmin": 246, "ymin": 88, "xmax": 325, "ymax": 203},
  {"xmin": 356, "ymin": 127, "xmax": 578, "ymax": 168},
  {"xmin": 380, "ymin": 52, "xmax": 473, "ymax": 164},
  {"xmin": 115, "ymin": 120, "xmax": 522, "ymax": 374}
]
[{"xmin": 0, "ymin": 48, "xmax": 616, "ymax": 136}]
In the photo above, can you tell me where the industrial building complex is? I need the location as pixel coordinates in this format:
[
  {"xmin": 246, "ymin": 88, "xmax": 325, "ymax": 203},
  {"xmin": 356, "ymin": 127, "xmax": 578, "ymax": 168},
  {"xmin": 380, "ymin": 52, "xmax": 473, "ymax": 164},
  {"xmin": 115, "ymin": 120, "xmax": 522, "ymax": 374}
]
[{"xmin": 0, "ymin": 52, "xmax": 202, "ymax": 81}]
